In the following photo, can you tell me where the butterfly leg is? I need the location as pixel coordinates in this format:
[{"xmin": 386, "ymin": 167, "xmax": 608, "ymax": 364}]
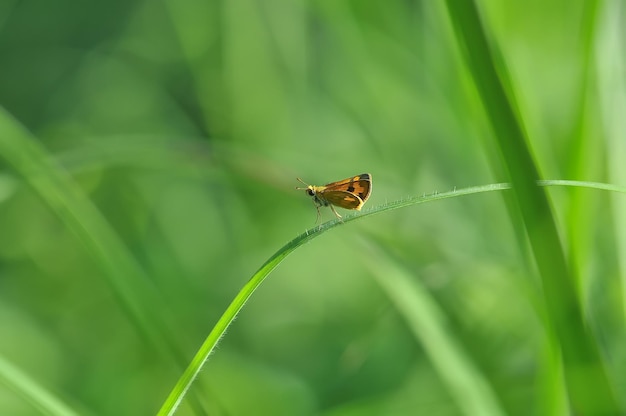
[
  {"xmin": 310, "ymin": 200, "xmax": 322, "ymax": 224},
  {"xmin": 329, "ymin": 205, "xmax": 343, "ymax": 221}
]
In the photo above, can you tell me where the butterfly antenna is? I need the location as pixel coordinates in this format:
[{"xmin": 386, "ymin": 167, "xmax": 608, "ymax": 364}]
[{"xmin": 295, "ymin": 177, "xmax": 309, "ymax": 190}]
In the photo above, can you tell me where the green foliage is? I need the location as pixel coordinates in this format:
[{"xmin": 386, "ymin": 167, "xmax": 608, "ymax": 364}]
[{"xmin": 0, "ymin": 1, "xmax": 625, "ymax": 415}]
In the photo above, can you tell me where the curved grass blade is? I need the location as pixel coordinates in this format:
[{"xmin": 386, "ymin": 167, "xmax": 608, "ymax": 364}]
[
  {"xmin": 157, "ymin": 180, "xmax": 626, "ymax": 415},
  {"xmin": 157, "ymin": 183, "xmax": 510, "ymax": 415}
]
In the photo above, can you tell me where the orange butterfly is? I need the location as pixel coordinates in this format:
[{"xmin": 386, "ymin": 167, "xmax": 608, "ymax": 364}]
[{"xmin": 296, "ymin": 173, "xmax": 372, "ymax": 222}]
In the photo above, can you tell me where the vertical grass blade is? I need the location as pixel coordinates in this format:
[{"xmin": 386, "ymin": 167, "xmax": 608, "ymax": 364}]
[{"xmin": 443, "ymin": 1, "xmax": 620, "ymax": 413}]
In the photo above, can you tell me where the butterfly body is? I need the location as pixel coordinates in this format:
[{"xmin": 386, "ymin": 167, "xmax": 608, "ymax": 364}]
[{"xmin": 296, "ymin": 173, "xmax": 372, "ymax": 221}]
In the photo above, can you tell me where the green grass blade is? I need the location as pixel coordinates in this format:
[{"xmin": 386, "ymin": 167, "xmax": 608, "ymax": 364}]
[
  {"xmin": 443, "ymin": 1, "xmax": 621, "ymax": 413},
  {"xmin": 157, "ymin": 185, "xmax": 510, "ymax": 415},
  {"xmin": 157, "ymin": 180, "xmax": 626, "ymax": 415}
]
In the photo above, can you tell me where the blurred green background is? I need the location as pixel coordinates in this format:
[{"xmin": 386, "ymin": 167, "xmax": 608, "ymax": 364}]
[{"xmin": 1, "ymin": 0, "xmax": 625, "ymax": 415}]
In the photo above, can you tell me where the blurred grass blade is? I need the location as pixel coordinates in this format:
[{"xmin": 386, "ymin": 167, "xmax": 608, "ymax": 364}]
[
  {"xmin": 0, "ymin": 355, "xmax": 79, "ymax": 416},
  {"xmin": 598, "ymin": 0, "xmax": 626, "ymax": 318},
  {"xmin": 443, "ymin": 1, "xmax": 621, "ymax": 413},
  {"xmin": 0, "ymin": 110, "xmax": 184, "ymax": 369},
  {"xmin": 538, "ymin": 179, "xmax": 626, "ymax": 193},
  {"xmin": 365, "ymin": 242, "xmax": 505, "ymax": 416}
]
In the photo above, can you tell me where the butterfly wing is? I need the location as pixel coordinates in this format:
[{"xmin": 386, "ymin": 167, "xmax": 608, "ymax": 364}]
[
  {"xmin": 323, "ymin": 174, "xmax": 372, "ymax": 205},
  {"xmin": 351, "ymin": 174, "xmax": 372, "ymax": 202},
  {"xmin": 322, "ymin": 190, "xmax": 365, "ymax": 210}
]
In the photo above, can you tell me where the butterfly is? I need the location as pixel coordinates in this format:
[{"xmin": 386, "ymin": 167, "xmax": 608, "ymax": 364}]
[{"xmin": 296, "ymin": 173, "xmax": 372, "ymax": 222}]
